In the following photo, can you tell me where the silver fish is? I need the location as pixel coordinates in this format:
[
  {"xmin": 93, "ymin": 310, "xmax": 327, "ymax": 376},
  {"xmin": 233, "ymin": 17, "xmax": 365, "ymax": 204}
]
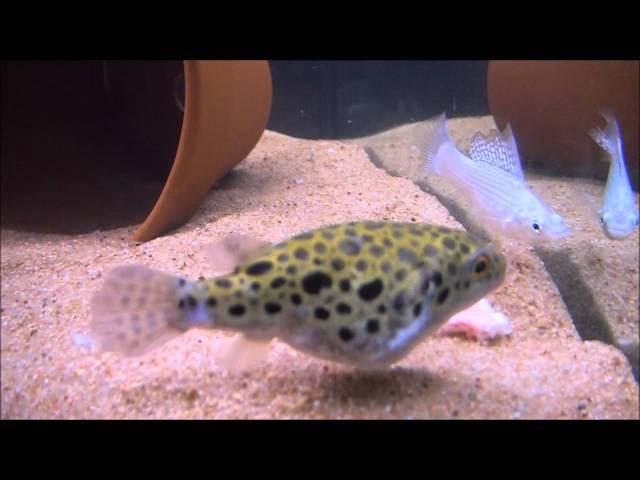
[
  {"xmin": 589, "ymin": 110, "xmax": 639, "ymax": 240},
  {"xmin": 419, "ymin": 113, "xmax": 569, "ymax": 244}
]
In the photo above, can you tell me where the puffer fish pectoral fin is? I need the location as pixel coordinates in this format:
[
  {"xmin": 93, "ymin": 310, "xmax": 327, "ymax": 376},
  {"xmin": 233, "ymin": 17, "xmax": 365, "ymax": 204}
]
[
  {"xmin": 384, "ymin": 268, "xmax": 437, "ymax": 356},
  {"xmin": 90, "ymin": 264, "xmax": 186, "ymax": 357},
  {"xmin": 214, "ymin": 333, "xmax": 272, "ymax": 372},
  {"xmin": 204, "ymin": 235, "xmax": 272, "ymax": 274}
]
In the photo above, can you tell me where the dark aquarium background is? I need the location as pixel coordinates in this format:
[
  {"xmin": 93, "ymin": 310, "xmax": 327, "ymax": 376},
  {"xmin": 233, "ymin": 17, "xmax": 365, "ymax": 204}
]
[{"xmin": 267, "ymin": 60, "xmax": 490, "ymax": 139}]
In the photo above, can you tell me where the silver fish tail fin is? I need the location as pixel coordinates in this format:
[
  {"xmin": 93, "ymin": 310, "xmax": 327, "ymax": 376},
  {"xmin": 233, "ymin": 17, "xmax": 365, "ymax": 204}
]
[
  {"xmin": 599, "ymin": 109, "xmax": 621, "ymax": 139},
  {"xmin": 420, "ymin": 112, "xmax": 451, "ymax": 174},
  {"xmin": 589, "ymin": 127, "xmax": 614, "ymax": 159},
  {"xmin": 90, "ymin": 265, "xmax": 189, "ymax": 356},
  {"xmin": 589, "ymin": 109, "xmax": 621, "ymax": 159}
]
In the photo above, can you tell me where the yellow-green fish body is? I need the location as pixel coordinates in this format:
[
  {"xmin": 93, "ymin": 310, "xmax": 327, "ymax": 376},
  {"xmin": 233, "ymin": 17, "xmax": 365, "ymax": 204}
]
[{"xmin": 91, "ymin": 221, "xmax": 506, "ymax": 369}]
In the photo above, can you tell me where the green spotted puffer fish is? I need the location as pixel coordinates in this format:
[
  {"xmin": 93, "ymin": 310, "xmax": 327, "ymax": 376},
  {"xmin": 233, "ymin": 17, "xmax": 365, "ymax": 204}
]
[{"xmin": 90, "ymin": 221, "xmax": 506, "ymax": 370}]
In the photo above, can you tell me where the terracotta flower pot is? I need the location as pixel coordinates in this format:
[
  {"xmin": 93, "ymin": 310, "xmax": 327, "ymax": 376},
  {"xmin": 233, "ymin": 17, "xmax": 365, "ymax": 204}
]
[
  {"xmin": 487, "ymin": 60, "xmax": 638, "ymax": 190},
  {"xmin": 133, "ymin": 60, "xmax": 273, "ymax": 241}
]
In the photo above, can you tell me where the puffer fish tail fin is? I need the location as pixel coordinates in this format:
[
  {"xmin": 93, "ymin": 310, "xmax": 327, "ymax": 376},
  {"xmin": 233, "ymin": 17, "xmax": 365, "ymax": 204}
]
[
  {"xmin": 90, "ymin": 265, "xmax": 188, "ymax": 356},
  {"xmin": 589, "ymin": 109, "xmax": 620, "ymax": 159},
  {"xmin": 420, "ymin": 112, "xmax": 451, "ymax": 174}
]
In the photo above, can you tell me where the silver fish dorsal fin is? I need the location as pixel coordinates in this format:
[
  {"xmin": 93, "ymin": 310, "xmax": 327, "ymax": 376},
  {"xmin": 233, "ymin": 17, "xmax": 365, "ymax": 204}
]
[{"xmin": 468, "ymin": 126, "xmax": 525, "ymax": 181}]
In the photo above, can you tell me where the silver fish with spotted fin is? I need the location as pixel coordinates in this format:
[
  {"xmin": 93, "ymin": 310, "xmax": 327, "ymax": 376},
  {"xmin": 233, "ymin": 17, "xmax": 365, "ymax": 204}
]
[{"xmin": 418, "ymin": 113, "xmax": 569, "ymax": 244}]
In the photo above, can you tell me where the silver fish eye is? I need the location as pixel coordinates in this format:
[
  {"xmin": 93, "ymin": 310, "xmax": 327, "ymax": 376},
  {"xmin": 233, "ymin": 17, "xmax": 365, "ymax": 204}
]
[{"xmin": 531, "ymin": 222, "xmax": 542, "ymax": 233}]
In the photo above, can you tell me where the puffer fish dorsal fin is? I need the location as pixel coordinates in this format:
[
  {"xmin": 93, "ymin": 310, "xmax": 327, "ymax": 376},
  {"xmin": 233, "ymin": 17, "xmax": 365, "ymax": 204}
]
[
  {"xmin": 204, "ymin": 235, "xmax": 272, "ymax": 274},
  {"xmin": 468, "ymin": 126, "xmax": 525, "ymax": 181}
]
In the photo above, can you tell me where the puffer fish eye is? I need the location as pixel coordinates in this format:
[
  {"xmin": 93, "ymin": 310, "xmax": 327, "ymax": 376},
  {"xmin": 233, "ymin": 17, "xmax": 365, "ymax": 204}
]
[
  {"xmin": 531, "ymin": 222, "xmax": 542, "ymax": 233},
  {"xmin": 473, "ymin": 255, "xmax": 490, "ymax": 274}
]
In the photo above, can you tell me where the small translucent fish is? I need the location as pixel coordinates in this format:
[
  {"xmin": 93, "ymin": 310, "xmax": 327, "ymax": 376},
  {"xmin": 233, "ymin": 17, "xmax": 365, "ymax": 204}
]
[
  {"xmin": 90, "ymin": 221, "xmax": 507, "ymax": 370},
  {"xmin": 418, "ymin": 113, "xmax": 570, "ymax": 243},
  {"xmin": 589, "ymin": 110, "xmax": 639, "ymax": 240}
]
